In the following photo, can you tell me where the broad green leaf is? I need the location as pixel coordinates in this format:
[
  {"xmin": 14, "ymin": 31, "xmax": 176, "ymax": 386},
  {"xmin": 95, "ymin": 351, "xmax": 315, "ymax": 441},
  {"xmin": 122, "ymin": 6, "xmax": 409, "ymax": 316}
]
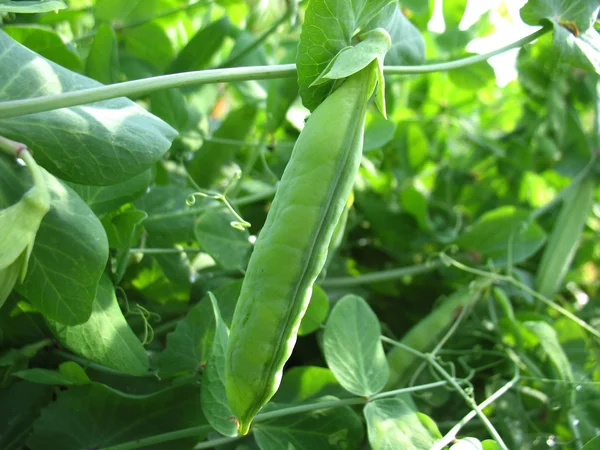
[
  {"xmin": 224, "ymin": 31, "xmax": 268, "ymax": 102},
  {"xmin": 401, "ymin": 185, "xmax": 432, "ymax": 232},
  {"xmin": 323, "ymin": 294, "xmax": 389, "ymax": 396},
  {"xmin": 521, "ymin": 0, "xmax": 599, "ymax": 31},
  {"xmin": 0, "ymin": 381, "xmax": 52, "ymax": 450},
  {"xmin": 443, "ymin": 0, "xmax": 468, "ymax": 29},
  {"xmin": 195, "ymin": 208, "xmax": 252, "ymax": 271},
  {"xmin": 13, "ymin": 361, "xmax": 90, "ymax": 386},
  {"xmin": 200, "ymin": 293, "xmax": 237, "ymax": 437},
  {"xmin": 136, "ymin": 185, "xmax": 197, "ymax": 243},
  {"xmin": 146, "ymin": 235, "xmax": 194, "ymax": 286},
  {"xmin": 450, "ymin": 438, "xmax": 483, "ymax": 450},
  {"xmin": 364, "ymin": 111, "xmax": 397, "ymax": 151},
  {"xmin": 367, "ymin": 3, "xmax": 426, "ymax": 66},
  {"xmin": 273, "ymin": 366, "xmax": 349, "ymax": 404},
  {"xmin": 297, "ymin": 0, "xmax": 395, "ymax": 111},
  {"xmin": 253, "ymin": 398, "xmax": 364, "ymax": 450},
  {"xmin": 188, "ymin": 105, "xmax": 258, "ymax": 187},
  {"xmin": 311, "ymin": 28, "xmax": 391, "ymax": 86},
  {"xmin": 68, "ymin": 169, "xmax": 154, "ymax": 215},
  {"xmin": 0, "ymin": 155, "xmax": 108, "ymax": 325},
  {"xmin": 46, "ymin": 274, "xmax": 150, "ymax": 376},
  {"xmin": 168, "ymin": 16, "xmax": 230, "ymax": 73},
  {"xmin": 454, "ymin": 206, "xmax": 546, "ymax": 266},
  {"xmin": 482, "ymin": 440, "xmax": 501, "ymax": 450},
  {"xmin": 298, "ymin": 284, "xmax": 330, "ymax": 336},
  {"xmin": 521, "ymin": 0, "xmax": 600, "ymax": 74},
  {"xmin": 524, "ymin": 321, "xmax": 573, "ymax": 382},
  {"xmin": 0, "ymin": 297, "xmax": 49, "ymax": 347},
  {"xmin": 158, "ymin": 281, "xmax": 241, "ymax": 377},
  {"xmin": 364, "ymin": 396, "xmax": 437, "ymax": 450},
  {"xmin": 266, "ymin": 42, "xmax": 299, "ymax": 133},
  {"xmin": 28, "ymin": 383, "xmax": 207, "ymax": 450},
  {"xmin": 582, "ymin": 435, "xmax": 600, "ymax": 450},
  {"xmin": 0, "ymin": 30, "xmax": 177, "ymax": 186},
  {"xmin": 102, "ymin": 208, "xmax": 147, "ymax": 283},
  {"xmin": 150, "ymin": 88, "xmax": 189, "ymax": 131},
  {"xmin": 448, "ymin": 60, "xmax": 495, "ymax": 90},
  {"xmin": 573, "ymin": 384, "xmax": 600, "ymax": 443},
  {"xmin": 2, "ymin": 26, "xmax": 82, "ymax": 73},
  {"xmin": 85, "ymin": 23, "xmax": 120, "ymax": 84},
  {"xmin": 0, "ymin": 0, "xmax": 66, "ymax": 13}
]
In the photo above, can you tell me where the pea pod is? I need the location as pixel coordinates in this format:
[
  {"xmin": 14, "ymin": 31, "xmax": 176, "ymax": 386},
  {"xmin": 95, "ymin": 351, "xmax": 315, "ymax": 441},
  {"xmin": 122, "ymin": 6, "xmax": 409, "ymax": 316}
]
[
  {"xmin": 225, "ymin": 62, "xmax": 378, "ymax": 435},
  {"xmin": 386, "ymin": 278, "xmax": 492, "ymax": 389},
  {"xmin": 535, "ymin": 177, "xmax": 595, "ymax": 299}
]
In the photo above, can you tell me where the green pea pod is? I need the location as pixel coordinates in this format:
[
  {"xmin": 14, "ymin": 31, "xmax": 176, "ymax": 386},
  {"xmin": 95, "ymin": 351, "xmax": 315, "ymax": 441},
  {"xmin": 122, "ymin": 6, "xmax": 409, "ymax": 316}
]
[
  {"xmin": 225, "ymin": 62, "xmax": 378, "ymax": 435},
  {"xmin": 386, "ymin": 278, "xmax": 492, "ymax": 389}
]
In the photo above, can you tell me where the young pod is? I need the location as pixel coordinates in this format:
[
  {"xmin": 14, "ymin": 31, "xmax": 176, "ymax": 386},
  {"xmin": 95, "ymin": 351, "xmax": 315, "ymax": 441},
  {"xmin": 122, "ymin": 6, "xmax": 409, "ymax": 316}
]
[
  {"xmin": 225, "ymin": 62, "xmax": 378, "ymax": 435},
  {"xmin": 535, "ymin": 177, "xmax": 595, "ymax": 299}
]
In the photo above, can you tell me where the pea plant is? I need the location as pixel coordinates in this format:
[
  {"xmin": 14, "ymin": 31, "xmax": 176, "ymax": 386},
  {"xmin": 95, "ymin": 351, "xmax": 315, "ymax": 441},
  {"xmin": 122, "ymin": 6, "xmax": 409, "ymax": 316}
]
[{"xmin": 1, "ymin": 0, "xmax": 600, "ymax": 449}]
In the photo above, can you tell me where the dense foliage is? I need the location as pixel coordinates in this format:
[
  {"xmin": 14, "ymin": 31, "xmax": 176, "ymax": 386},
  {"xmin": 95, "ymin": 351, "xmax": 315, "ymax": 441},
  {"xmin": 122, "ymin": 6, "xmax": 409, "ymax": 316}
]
[{"xmin": 1, "ymin": 0, "xmax": 600, "ymax": 449}]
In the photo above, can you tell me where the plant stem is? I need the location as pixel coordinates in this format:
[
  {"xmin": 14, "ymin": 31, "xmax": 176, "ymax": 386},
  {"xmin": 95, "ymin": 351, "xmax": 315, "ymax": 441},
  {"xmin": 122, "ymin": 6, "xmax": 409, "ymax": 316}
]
[
  {"xmin": 431, "ymin": 364, "xmax": 520, "ymax": 450},
  {"xmin": 321, "ymin": 260, "xmax": 441, "ymax": 287},
  {"xmin": 53, "ymin": 350, "xmax": 157, "ymax": 378},
  {"xmin": 219, "ymin": 7, "xmax": 292, "ymax": 68},
  {"xmin": 144, "ymin": 186, "xmax": 277, "ymax": 223},
  {"xmin": 385, "ymin": 26, "xmax": 549, "ymax": 75},
  {"xmin": 427, "ymin": 355, "xmax": 509, "ymax": 449},
  {"xmin": 100, "ymin": 425, "xmax": 213, "ymax": 450},
  {"xmin": 128, "ymin": 247, "xmax": 202, "ymax": 254},
  {"xmin": 0, "ymin": 27, "xmax": 550, "ymax": 119}
]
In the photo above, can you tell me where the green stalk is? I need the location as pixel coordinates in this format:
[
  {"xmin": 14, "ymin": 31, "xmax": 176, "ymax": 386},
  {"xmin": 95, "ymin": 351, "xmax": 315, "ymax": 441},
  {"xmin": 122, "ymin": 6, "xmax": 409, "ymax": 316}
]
[{"xmin": 0, "ymin": 27, "xmax": 549, "ymax": 120}]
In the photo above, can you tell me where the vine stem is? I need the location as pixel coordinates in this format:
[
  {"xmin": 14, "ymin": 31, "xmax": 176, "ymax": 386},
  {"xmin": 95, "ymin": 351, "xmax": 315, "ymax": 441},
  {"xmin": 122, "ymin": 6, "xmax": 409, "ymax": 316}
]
[
  {"xmin": 0, "ymin": 27, "xmax": 549, "ymax": 119},
  {"xmin": 321, "ymin": 260, "xmax": 442, "ymax": 287},
  {"xmin": 98, "ymin": 378, "xmax": 465, "ymax": 450}
]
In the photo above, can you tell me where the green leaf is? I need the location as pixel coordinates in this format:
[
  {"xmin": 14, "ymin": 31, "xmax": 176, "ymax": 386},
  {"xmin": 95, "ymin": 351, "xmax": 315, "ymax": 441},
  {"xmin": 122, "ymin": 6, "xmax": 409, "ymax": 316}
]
[
  {"xmin": 28, "ymin": 383, "xmax": 207, "ymax": 450},
  {"xmin": 168, "ymin": 16, "xmax": 230, "ymax": 74},
  {"xmin": 521, "ymin": 0, "xmax": 599, "ymax": 31},
  {"xmin": 136, "ymin": 185, "xmax": 197, "ymax": 243},
  {"xmin": 443, "ymin": 0, "xmax": 468, "ymax": 29},
  {"xmin": 454, "ymin": 206, "xmax": 547, "ymax": 266},
  {"xmin": 297, "ymin": 0, "xmax": 395, "ymax": 111},
  {"xmin": 521, "ymin": 0, "xmax": 600, "ymax": 74},
  {"xmin": 68, "ymin": 169, "xmax": 154, "ymax": 215},
  {"xmin": 574, "ymin": 384, "xmax": 600, "ymax": 442},
  {"xmin": 158, "ymin": 280, "xmax": 241, "ymax": 377},
  {"xmin": 46, "ymin": 274, "xmax": 150, "ymax": 376},
  {"xmin": 2, "ymin": 26, "xmax": 82, "ymax": 73},
  {"xmin": 298, "ymin": 284, "xmax": 330, "ymax": 336},
  {"xmin": 311, "ymin": 28, "xmax": 391, "ymax": 86},
  {"xmin": 150, "ymin": 88, "xmax": 189, "ymax": 131},
  {"xmin": 367, "ymin": 3, "xmax": 426, "ymax": 66},
  {"xmin": 524, "ymin": 321, "xmax": 574, "ymax": 382},
  {"xmin": 0, "ymin": 30, "xmax": 177, "ymax": 186},
  {"xmin": 200, "ymin": 293, "xmax": 237, "ymax": 437},
  {"xmin": 102, "ymin": 208, "xmax": 147, "ymax": 283},
  {"xmin": 253, "ymin": 398, "xmax": 364, "ymax": 450},
  {"xmin": 0, "ymin": 155, "xmax": 108, "ymax": 325},
  {"xmin": 272, "ymin": 366, "xmax": 349, "ymax": 404},
  {"xmin": 0, "ymin": 1, "xmax": 66, "ymax": 13},
  {"xmin": 266, "ymin": 43, "xmax": 299, "ymax": 133},
  {"xmin": 85, "ymin": 23, "xmax": 120, "ymax": 84},
  {"xmin": 13, "ymin": 362, "xmax": 89, "ymax": 386},
  {"xmin": 581, "ymin": 435, "xmax": 600, "ymax": 450},
  {"xmin": 195, "ymin": 208, "xmax": 252, "ymax": 271},
  {"xmin": 450, "ymin": 438, "xmax": 483, "ymax": 450},
  {"xmin": 448, "ymin": 60, "xmax": 495, "ymax": 90},
  {"xmin": 0, "ymin": 381, "xmax": 52, "ymax": 450},
  {"xmin": 364, "ymin": 111, "xmax": 397, "ymax": 151},
  {"xmin": 187, "ymin": 105, "xmax": 258, "ymax": 188},
  {"xmin": 323, "ymin": 294, "xmax": 389, "ymax": 396},
  {"xmin": 364, "ymin": 396, "xmax": 437, "ymax": 450}
]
